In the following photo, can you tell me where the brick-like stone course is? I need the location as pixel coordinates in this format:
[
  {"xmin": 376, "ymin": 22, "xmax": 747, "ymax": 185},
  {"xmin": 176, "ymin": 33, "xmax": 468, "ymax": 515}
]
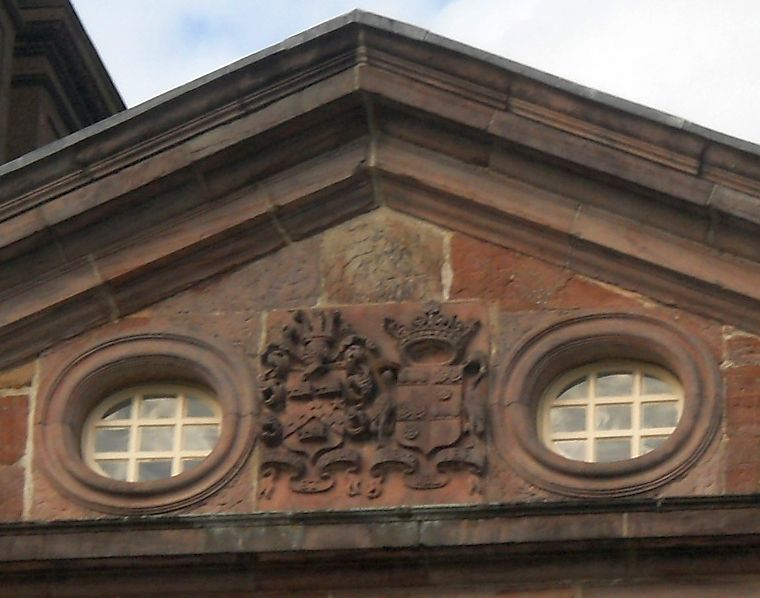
[
  {"xmin": 0, "ymin": 463, "xmax": 23, "ymax": 521},
  {"xmin": 0, "ymin": 394, "xmax": 27, "ymax": 465},
  {"xmin": 723, "ymin": 332, "xmax": 760, "ymax": 493},
  {"xmin": 29, "ymin": 468, "xmax": 98, "ymax": 521},
  {"xmin": 0, "ymin": 361, "xmax": 33, "ymax": 388},
  {"xmin": 450, "ymin": 234, "xmax": 646, "ymax": 311},
  {"xmin": 148, "ymin": 236, "xmax": 322, "ymax": 315}
]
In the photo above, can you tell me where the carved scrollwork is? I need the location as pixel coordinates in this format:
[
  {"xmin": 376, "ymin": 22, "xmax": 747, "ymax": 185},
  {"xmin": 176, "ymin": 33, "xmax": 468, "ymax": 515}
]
[{"xmin": 258, "ymin": 303, "xmax": 488, "ymax": 500}]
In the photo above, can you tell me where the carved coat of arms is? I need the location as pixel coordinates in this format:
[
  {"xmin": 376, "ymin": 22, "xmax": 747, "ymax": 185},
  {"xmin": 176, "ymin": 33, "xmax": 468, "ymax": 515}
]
[{"xmin": 258, "ymin": 303, "xmax": 487, "ymax": 500}]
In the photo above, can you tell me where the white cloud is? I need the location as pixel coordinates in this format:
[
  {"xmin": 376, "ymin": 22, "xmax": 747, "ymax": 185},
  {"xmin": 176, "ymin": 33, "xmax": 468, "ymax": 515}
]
[{"xmin": 72, "ymin": 0, "xmax": 760, "ymax": 145}]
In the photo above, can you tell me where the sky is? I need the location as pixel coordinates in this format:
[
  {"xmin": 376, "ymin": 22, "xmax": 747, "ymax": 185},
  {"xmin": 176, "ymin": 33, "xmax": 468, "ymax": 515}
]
[{"xmin": 71, "ymin": 1, "xmax": 760, "ymax": 146}]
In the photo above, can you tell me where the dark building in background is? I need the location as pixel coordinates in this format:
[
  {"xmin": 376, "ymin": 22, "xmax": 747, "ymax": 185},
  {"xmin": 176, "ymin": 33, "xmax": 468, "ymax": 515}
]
[
  {"xmin": 0, "ymin": 0, "xmax": 123, "ymax": 162},
  {"xmin": 3, "ymin": 2, "xmax": 760, "ymax": 596}
]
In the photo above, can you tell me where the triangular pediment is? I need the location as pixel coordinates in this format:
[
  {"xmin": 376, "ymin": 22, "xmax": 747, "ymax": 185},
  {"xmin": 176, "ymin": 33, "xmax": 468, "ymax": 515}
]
[{"xmin": 1, "ymin": 11, "xmax": 760, "ymax": 368}]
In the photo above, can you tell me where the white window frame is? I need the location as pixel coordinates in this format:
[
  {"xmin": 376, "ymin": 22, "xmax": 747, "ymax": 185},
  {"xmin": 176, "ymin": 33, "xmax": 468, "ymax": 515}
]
[
  {"xmin": 540, "ymin": 361, "xmax": 683, "ymax": 463},
  {"xmin": 83, "ymin": 384, "xmax": 221, "ymax": 482}
]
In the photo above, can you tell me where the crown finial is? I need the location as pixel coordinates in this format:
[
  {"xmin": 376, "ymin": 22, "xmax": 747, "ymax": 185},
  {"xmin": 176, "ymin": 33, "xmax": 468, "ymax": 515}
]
[{"xmin": 384, "ymin": 303, "xmax": 480, "ymax": 364}]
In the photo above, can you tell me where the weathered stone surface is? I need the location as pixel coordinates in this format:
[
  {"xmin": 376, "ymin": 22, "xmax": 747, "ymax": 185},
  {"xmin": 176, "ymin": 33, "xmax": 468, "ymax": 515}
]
[
  {"xmin": 147, "ymin": 235, "xmax": 321, "ymax": 315},
  {"xmin": 30, "ymin": 450, "xmax": 256, "ymax": 521},
  {"xmin": 321, "ymin": 210, "xmax": 444, "ymax": 304},
  {"xmin": 490, "ymin": 310, "xmax": 565, "ymax": 502},
  {"xmin": 725, "ymin": 330, "xmax": 760, "ymax": 366},
  {"xmin": 658, "ymin": 431, "xmax": 723, "ymax": 497},
  {"xmin": 726, "ymin": 365, "xmax": 760, "ymax": 437},
  {"xmin": 189, "ymin": 454, "xmax": 255, "ymax": 515},
  {"xmin": 451, "ymin": 234, "xmax": 645, "ymax": 311},
  {"xmin": 0, "ymin": 464, "xmax": 23, "ymax": 521},
  {"xmin": 138, "ymin": 236, "xmax": 321, "ymax": 360},
  {"xmin": 584, "ymin": 580, "xmax": 760, "ymax": 598},
  {"xmin": 128, "ymin": 311, "xmax": 262, "ymax": 364},
  {"xmin": 0, "ymin": 361, "xmax": 34, "ymax": 388},
  {"xmin": 725, "ymin": 361, "xmax": 760, "ymax": 493},
  {"xmin": 30, "ymin": 468, "xmax": 98, "ymax": 521},
  {"xmin": 547, "ymin": 275, "xmax": 648, "ymax": 310},
  {"xmin": 451, "ymin": 233, "xmax": 566, "ymax": 309},
  {"xmin": 332, "ymin": 588, "xmax": 573, "ymax": 597},
  {"xmin": 0, "ymin": 394, "xmax": 27, "ymax": 465}
]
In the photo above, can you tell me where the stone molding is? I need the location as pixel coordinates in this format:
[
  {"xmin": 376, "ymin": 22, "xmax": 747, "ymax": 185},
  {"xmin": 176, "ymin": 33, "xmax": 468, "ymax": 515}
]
[
  {"xmin": 498, "ymin": 312, "xmax": 721, "ymax": 497},
  {"xmin": 1, "ymin": 15, "xmax": 760, "ymax": 373},
  {"xmin": 3, "ymin": 498, "xmax": 760, "ymax": 577},
  {"xmin": 36, "ymin": 323, "xmax": 256, "ymax": 514}
]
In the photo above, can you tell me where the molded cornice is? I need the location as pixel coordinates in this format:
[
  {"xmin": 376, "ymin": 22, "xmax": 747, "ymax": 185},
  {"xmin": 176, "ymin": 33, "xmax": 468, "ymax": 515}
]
[
  {"xmin": 1, "ymin": 11, "xmax": 760, "ymax": 368},
  {"xmin": 3, "ymin": 497, "xmax": 760, "ymax": 584}
]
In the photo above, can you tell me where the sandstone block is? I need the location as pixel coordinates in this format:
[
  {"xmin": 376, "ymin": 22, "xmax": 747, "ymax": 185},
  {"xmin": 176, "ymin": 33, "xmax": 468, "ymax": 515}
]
[
  {"xmin": 147, "ymin": 235, "xmax": 321, "ymax": 315},
  {"xmin": 0, "ymin": 464, "xmax": 24, "ymax": 521},
  {"xmin": 726, "ymin": 332, "xmax": 760, "ymax": 366},
  {"xmin": 0, "ymin": 361, "xmax": 34, "ymax": 388},
  {"xmin": 451, "ymin": 233, "xmax": 645, "ymax": 311},
  {"xmin": 726, "ymin": 365, "xmax": 760, "ymax": 399},
  {"xmin": 726, "ymin": 463, "xmax": 760, "ymax": 494},
  {"xmin": 321, "ymin": 210, "xmax": 444, "ymax": 304},
  {"xmin": 451, "ymin": 233, "xmax": 567, "ymax": 309},
  {"xmin": 0, "ymin": 394, "xmax": 27, "ymax": 465}
]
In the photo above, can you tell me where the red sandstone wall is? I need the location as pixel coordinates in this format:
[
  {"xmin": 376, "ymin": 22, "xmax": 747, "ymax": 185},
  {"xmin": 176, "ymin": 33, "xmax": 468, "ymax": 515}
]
[{"xmin": 2, "ymin": 209, "xmax": 755, "ymax": 521}]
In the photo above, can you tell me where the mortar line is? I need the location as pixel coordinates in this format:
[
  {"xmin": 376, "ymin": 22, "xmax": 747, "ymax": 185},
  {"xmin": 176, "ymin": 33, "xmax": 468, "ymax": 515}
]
[{"xmin": 22, "ymin": 359, "xmax": 40, "ymax": 521}]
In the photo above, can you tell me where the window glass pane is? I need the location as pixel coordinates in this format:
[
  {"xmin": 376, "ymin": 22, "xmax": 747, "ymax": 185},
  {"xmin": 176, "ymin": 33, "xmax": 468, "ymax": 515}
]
[
  {"xmin": 595, "ymin": 372, "xmax": 633, "ymax": 396},
  {"xmin": 140, "ymin": 397, "xmax": 177, "ymax": 418},
  {"xmin": 97, "ymin": 460, "xmax": 128, "ymax": 480},
  {"xmin": 86, "ymin": 385, "xmax": 221, "ymax": 483},
  {"xmin": 595, "ymin": 404, "xmax": 632, "ymax": 431},
  {"xmin": 642, "ymin": 402, "xmax": 679, "ymax": 429},
  {"xmin": 137, "ymin": 459, "xmax": 173, "ymax": 481},
  {"xmin": 182, "ymin": 425, "xmax": 220, "ymax": 451},
  {"xmin": 642, "ymin": 375, "xmax": 673, "ymax": 395},
  {"xmin": 139, "ymin": 426, "xmax": 174, "ymax": 451},
  {"xmin": 95, "ymin": 427, "xmax": 129, "ymax": 452},
  {"xmin": 556, "ymin": 377, "xmax": 588, "ymax": 401},
  {"xmin": 553, "ymin": 440, "xmax": 586, "ymax": 461},
  {"xmin": 186, "ymin": 396, "xmax": 214, "ymax": 417},
  {"xmin": 641, "ymin": 435, "xmax": 669, "ymax": 454},
  {"xmin": 103, "ymin": 400, "xmax": 132, "ymax": 421},
  {"xmin": 549, "ymin": 406, "xmax": 586, "ymax": 433},
  {"xmin": 595, "ymin": 438, "xmax": 630, "ymax": 462},
  {"xmin": 182, "ymin": 458, "xmax": 205, "ymax": 472},
  {"xmin": 543, "ymin": 363, "xmax": 683, "ymax": 463}
]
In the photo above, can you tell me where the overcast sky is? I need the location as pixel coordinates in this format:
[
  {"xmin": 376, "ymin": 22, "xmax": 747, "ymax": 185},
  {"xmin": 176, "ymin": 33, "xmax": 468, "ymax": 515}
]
[{"xmin": 71, "ymin": 1, "xmax": 760, "ymax": 146}]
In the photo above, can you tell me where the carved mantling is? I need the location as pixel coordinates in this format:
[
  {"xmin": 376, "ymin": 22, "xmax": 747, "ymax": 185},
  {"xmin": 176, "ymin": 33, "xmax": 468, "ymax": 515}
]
[{"xmin": 258, "ymin": 303, "xmax": 489, "ymax": 504}]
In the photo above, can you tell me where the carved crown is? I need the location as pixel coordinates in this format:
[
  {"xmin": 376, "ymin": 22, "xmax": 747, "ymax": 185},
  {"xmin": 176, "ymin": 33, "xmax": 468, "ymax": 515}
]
[{"xmin": 384, "ymin": 304, "xmax": 480, "ymax": 364}]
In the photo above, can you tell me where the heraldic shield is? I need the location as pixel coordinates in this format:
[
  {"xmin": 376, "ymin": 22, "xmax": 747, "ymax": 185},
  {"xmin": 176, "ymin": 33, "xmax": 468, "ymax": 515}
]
[
  {"xmin": 258, "ymin": 303, "xmax": 488, "ymax": 503},
  {"xmin": 380, "ymin": 305, "xmax": 487, "ymax": 490},
  {"xmin": 395, "ymin": 364, "xmax": 465, "ymax": 456}
]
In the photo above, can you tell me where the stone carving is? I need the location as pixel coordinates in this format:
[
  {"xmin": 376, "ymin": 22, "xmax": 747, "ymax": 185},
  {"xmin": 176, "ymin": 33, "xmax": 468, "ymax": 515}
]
[
  {"xmin": 258, "ymin": 303, "xmax": 488, "ymax": 500},
  {"xmin": 375, "ymin": 305, "xmax": 487, "ymax": 492}
]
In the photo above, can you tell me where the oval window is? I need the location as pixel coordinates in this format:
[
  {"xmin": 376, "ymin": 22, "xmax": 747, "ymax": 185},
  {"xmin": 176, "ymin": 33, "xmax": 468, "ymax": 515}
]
[
  {"xmin": 83, "ymin": 384, "xmax": 221, "ymax": 482},
  {"xmin": 540, "ymin": 362, "xmax": 682, "ymax": 463}
]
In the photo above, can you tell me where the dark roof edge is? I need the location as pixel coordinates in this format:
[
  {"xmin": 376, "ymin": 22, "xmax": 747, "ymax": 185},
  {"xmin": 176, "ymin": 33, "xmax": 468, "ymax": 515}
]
[
  {"xmin": 1, "ymin": 8, "xmax": 758, "ymax": 179},
  {"xmin": 15, "ymin": 0, "xmax": 126, "ymax": 118},
  {"xmin": 1, "ymin": 0, "xmax": 22, "ymax": 27},
  {"xmin": 0, "ymin": 8, "xmax": 364, "ymax": 176},
  {"xmin": 63, "ymin": 0, "xmax": 127, "ymax": 113}
]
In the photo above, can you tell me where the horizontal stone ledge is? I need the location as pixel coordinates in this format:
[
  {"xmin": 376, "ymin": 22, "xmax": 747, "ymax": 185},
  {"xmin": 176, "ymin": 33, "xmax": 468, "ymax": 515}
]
[{"xmin": 3, "ymin": 495, "xmax": 760, "ymax": 564}]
